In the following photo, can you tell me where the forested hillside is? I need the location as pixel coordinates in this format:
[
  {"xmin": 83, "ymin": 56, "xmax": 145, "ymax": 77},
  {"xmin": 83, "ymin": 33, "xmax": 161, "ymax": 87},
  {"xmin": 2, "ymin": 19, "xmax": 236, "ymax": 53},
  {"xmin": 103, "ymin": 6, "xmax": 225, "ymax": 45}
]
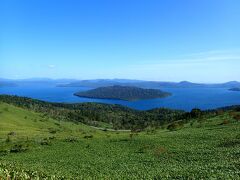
[
  {"xmin": 0, "ymin": 100, "xmax": 239, "ymax": 179},
  {"xmin": 1, "ymin": 95, "xmax": 237, "ymax": 131},
  {"xmin": 0, "ymin": 95, "xmax": 198, "ymax": 130}
]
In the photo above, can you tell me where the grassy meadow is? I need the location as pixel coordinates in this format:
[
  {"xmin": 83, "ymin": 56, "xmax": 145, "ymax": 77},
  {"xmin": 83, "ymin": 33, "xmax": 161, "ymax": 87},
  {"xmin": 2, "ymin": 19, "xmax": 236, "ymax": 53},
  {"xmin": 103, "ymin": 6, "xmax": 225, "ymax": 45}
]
[{"xmin": 0, "ymin": 102, "xmax": 240, "ymax": 179}]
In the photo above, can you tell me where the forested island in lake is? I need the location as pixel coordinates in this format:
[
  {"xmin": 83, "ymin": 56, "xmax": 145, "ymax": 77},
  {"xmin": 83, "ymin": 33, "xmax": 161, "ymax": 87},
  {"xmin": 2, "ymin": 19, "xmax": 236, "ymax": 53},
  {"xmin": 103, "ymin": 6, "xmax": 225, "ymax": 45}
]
[
  {"xmin": 229, "ymin": 87, "xmax": 240, "ymax": 91},
  {"xmin": 74, "ymin": 85, "xmax": 171, "ymax": 101}
]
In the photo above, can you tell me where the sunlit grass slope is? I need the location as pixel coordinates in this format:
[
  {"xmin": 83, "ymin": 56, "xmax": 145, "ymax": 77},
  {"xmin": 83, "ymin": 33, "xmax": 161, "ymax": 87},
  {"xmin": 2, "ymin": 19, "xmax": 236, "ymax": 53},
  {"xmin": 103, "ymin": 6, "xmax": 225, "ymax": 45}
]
[
  {"xmin": 0, "ymin": 102, "xmax": 240, "ymax": 179},
  {"xmin": 0, "ymin": 102, "xmax": 98, "ymax": 139}
]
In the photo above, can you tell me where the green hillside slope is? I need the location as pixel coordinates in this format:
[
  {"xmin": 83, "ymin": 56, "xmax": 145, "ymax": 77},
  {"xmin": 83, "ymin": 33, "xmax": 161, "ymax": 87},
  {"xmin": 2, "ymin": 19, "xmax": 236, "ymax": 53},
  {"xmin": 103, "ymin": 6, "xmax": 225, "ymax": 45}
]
[
  {"xmin": 0, "ymin": 102, "xmax": 96, "ymax": 138},
  {"xmin": 0, "ymin": 95, "xmax": 184, "ymax": 130},
  {"xmin": 0, "ymin": 102, "xmax": 240, "ymax": 179}
]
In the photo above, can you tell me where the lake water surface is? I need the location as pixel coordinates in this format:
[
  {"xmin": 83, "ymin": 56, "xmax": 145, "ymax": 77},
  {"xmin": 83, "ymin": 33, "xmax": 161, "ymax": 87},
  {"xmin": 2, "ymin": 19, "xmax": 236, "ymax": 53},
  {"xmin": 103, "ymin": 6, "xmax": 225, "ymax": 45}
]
[{"xmin": 1, "ymin": 85, "xmax": 240, "ymax": 111}]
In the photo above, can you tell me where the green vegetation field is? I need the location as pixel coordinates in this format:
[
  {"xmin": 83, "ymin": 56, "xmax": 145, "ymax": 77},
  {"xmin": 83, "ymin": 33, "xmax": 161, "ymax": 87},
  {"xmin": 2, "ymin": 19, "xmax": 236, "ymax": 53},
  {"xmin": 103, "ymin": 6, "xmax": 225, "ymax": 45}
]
[{"xmin": 0, "ymin": 101, "xmax": 240, "ymax": 179}]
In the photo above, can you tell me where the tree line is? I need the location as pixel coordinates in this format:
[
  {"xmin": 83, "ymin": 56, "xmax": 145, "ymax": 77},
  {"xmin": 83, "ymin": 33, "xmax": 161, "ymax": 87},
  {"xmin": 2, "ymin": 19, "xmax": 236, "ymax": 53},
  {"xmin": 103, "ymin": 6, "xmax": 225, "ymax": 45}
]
[{"xmin": 0, "ymin": 95, "xmax": 232, "ymax": 130}]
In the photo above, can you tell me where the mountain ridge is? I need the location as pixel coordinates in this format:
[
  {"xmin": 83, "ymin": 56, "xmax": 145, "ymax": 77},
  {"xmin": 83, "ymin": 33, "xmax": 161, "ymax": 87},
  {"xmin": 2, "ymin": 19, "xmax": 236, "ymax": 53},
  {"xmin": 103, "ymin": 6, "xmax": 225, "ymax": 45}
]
[
  {"xmin": 58, "ymin": 79, "xmax": 240, "ymax": 88},
  {"xmin": 1, "ymin": 78, "xmax": 240, "ymax": 88}
]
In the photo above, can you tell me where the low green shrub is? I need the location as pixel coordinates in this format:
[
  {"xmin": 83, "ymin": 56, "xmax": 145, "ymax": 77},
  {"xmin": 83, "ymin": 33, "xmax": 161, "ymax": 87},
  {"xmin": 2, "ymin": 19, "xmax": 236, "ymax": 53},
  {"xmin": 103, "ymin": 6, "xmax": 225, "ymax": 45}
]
[
  {"xmin": 233, "ymin": 114, "xmax": 240, "ymax": 121},
  {"xmin": 145, "ymin": 126, "xmax": 156, "ymax": 134},
  {"xmin": 219, "ymin": 120, "xmax": 230, "ymax": 125},
  {"xmin": 5, "ymin": 136, "xmax": 11, "ymax": 143},
  {"xmin": 83, "ymin": 135, "xmax": 93, "ymax": 139},
  {"xmin": 10, "ymin": 144, "xmax": 27, "ymax": 153},
  {"xmin": 48, "ymin": 128, "xmax": 58, "ymax": 134},
  {"xmin": 167, "ymin": 121, "xmax": 184, "ymax": 131},
  {"xmin": 8, "ymin": 131, "xmax": 16, "ymax": 136},
  {"xmin": 65, "ymin": 137, "xmax": 78, "ymax": 143},
  {"xmin": 219, "ymin": 139, "xmax": 240, "ymax": 148},
  {"xmin": 49, "ymin": 136, "xmax": 56, "ymax": 140},
  {"xmin": 153, "ymin": 146, "xmax": 168, "ymax": 158},
  {"xmin": 40, "ymin": 138, "xmax": 51, "ymax": 146}
]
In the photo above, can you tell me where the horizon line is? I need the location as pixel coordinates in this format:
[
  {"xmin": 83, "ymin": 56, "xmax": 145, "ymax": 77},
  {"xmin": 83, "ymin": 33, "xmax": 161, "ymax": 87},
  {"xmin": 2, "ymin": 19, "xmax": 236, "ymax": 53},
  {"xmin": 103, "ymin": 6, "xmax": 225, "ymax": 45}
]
[{"xmin": 0, "ymin": 77, "xmax": 239, "ymax": 84}]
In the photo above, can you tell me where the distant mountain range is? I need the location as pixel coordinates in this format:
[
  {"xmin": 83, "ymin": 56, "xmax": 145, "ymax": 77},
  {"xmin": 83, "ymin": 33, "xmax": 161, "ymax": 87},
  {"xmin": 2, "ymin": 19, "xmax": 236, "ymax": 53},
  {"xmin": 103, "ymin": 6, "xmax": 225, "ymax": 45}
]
[
  {"xmin": 0, "ymin": 81, "xmax": 17, "ymax": 87},
  {"xmin": 0, "ymin": 78, "xmax": 76, "ymax": 87},
  {"xmin": 58, "ymin": 79, "xmax": 240, "ymax": 89},
  {"xmin": 0, "ymin": 78, "xmax": 240, "ymax": 89}
]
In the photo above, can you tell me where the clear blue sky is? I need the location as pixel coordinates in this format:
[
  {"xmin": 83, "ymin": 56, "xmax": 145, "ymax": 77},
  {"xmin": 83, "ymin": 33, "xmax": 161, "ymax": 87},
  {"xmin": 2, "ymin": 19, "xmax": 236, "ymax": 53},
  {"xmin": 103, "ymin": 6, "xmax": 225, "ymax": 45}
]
[{"xmin": 1, "ymin": 0, "xmax": 240, "ymax": 82}]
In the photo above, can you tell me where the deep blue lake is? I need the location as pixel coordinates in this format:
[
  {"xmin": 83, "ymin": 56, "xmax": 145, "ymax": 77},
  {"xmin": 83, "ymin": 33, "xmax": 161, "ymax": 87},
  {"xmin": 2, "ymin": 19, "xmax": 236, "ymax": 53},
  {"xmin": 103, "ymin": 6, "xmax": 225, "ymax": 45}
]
[{"xmin": 1, "ymin": 85, "xmax": 240, "ymax": 111}]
